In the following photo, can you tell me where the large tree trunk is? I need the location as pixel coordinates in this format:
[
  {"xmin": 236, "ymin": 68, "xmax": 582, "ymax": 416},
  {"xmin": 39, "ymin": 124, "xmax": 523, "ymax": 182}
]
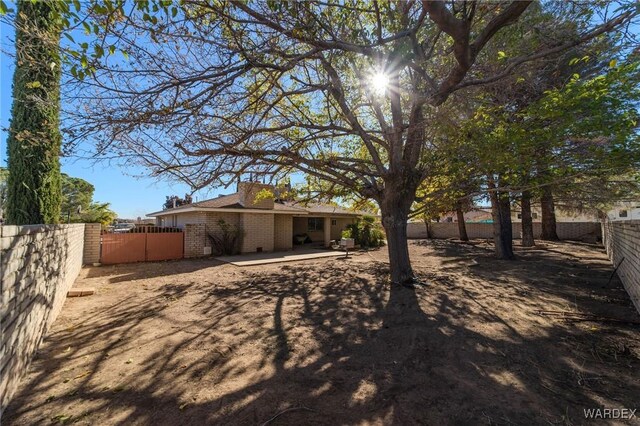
[
  {"xmin": 382, "ymin": 215, "xmax": 414, "ymax": 285},
  {"xmin": 380, "ymin": 191, "xmax": 415, "ymax": 285},
  {"xmin": 540, "ymin": 186, "xmax": 559, "ymax": 241},
  {"xmin": 455, "ymin": 203, "xmax": 469, "ymax": 241},
  {"xmin": 521, "ymin": 190, "xmax": 535, "ymax": 247},
  {"xmin": 489, "ymin": 183, "xmax": 515, "ymax": 260}
]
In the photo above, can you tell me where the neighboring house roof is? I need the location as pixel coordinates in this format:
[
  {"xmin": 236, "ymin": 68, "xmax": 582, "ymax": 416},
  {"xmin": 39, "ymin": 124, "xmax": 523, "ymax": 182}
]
[{"xmin": 147, "ymin": 193, "xmax": 362, "ymax": 217}]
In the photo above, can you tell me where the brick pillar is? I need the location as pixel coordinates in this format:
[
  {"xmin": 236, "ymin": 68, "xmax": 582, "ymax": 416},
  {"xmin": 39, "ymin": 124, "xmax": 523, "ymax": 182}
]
[
  {"xmin": 83, "ymin": 223, "xmax": 101, "ymax": 264},
  {"xmin": 324, "ymin": 217, "xmax": 331, "ymax": 247},
  {"xmin": 184, "ymin": 223, "xmax": 206, "ymax": 257}
]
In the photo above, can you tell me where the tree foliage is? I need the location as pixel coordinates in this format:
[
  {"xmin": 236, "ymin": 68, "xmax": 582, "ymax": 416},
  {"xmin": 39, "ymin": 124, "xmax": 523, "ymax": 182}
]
[
  {"xmin": 163, "ymin": 194, "xmax": 193, "ymax": 210},
  {"xmin": 342, "ymin": 216, "xmax": 386, "ymax": 248},
  {"xmin": 59, "ymin": 172, "xmax": 116, "ymax": 225},
  {"xmin": 5, "ymin": 0, "xmax": 64, "ymax": 225}
]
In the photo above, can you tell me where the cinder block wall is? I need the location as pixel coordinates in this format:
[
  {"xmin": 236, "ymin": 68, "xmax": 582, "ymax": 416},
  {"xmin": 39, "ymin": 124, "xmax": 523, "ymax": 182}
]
[
  {"xmin": 0, "ymin": 224, "xmax": 85, "ymax": 413},
  {"xmin": 553, "ymin": 222, "xmax": 601, "ymax": 241},
  {"xmin": 83, "ymin": 223, "xmax": 101, "ymax": 264},
  {"xmin": 602, "ymin": 220, "xmax": 640, "ymax": 314},
  {"xmin": 407, "ymin": 221, "xmax": 601, "ymax": 242}
]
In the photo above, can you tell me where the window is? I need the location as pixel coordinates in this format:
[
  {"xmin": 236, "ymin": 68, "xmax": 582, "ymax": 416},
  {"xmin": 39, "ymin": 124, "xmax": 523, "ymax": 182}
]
[
  {"xmin": 516, "ymin": 213, "xmax": 522, "ymax": 219},
  {"xmin": 532, "ymin": 212, "xmax": 538, "ymax": 219},
  {"xmin": 331, "ymin": 219, "xmax": 337, "ymax": 226},
  {"xmin": 308, "ymin": 218, "xmax": 324, "ymax": 231},
  {"xmin": 619, "ymin": 210, "xmax": 628, "ymax": 218}
]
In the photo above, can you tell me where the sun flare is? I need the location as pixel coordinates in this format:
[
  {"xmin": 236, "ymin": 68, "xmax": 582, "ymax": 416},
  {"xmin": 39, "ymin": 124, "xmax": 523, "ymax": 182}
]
[{"xmin": 371, "ymin": 72, "xmax": 389, "ymax": 95}]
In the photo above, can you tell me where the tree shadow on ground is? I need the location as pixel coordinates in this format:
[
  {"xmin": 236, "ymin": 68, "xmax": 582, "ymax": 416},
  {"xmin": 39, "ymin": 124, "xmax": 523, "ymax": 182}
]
[
  {"xmin": 4, "ymin": 241, "xmax": 640, "ymax": 425},
  {"xmin": 83, "ymin": 257, "xmax": 225, "ymax": 283}
]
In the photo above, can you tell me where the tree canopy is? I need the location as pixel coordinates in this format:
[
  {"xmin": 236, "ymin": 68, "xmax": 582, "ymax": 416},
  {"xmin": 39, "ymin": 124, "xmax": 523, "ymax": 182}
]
[
  {"xmin": 3, "ymin": 0, "xmax": 637, "ymax": 282},
  {"xmin": 59, "ymin": 172, "xmax": 117, "ymax": 225}
]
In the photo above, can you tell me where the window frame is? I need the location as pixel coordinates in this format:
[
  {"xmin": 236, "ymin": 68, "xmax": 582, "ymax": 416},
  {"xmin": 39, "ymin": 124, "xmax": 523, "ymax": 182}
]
[{"xmin": 308, "ymin": 217, "xmax": 324, "ymax": 232}]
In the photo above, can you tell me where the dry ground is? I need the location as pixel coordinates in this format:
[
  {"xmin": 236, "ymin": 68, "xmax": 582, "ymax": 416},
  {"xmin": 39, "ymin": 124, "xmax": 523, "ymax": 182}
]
[{"xmin": 4, "ymin": 240, "xmax": 640, "ymax": 425}]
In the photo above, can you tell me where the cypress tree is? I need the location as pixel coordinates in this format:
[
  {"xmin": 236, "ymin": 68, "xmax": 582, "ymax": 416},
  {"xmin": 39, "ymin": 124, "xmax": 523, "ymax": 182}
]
[{"xmin": 6, "ymin": 0, "xmax": 62, "ymax": 225}]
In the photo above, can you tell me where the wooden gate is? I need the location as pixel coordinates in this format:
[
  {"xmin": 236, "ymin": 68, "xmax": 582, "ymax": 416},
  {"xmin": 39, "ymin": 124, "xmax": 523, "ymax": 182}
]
[
  {"xmin": 101, "ymin": 227, "xmax": 184, "ymax": 264},
  {"xmin": 146, "ymin": 232, "xmax": 184, "ymax": 261}
]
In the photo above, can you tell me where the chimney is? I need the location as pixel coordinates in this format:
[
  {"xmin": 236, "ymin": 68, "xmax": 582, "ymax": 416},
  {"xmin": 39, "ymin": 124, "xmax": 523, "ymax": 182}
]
[{"xmin": 237, "ymin": 181, "xmax": 275, "ymax": 209}]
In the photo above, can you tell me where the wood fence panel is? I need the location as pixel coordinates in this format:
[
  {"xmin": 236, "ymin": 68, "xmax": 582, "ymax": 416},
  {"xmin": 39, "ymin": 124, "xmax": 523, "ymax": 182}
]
[
  {"xmin": 146, "ymin": 232, "xmax": 184, "ymax": 261},
  {"xmin": 101, "ymin": 233, "xmax": 146, "ymax": 264}
]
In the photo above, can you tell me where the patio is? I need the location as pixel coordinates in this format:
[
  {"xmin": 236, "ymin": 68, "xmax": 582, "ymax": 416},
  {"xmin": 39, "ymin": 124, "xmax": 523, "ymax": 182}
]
[{"xmin": 215, "ymin": 247, "xmax": 347, "ymax": 266}]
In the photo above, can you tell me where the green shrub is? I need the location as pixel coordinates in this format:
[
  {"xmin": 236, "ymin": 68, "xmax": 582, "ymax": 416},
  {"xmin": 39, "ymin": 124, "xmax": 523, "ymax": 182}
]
[{"xmin": 341, "ymin": 216, "xmax": 385, "ymax": 248}]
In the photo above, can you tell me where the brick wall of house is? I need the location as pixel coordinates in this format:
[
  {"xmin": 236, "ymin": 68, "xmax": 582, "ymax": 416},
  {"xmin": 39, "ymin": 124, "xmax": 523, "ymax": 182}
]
[
  {"xmin": 407, "ymin": 221, "xmax": 601, "ymax": 242},
  {"xmin": 83, "ymin": 223, "xmax": 101, "ymax": 264},
  {"xmin": 602, "ymin": 220, "xmax": 640, "ymax": 314},
  {"xmin": 331, "ymin": 218, "xmax": 356, "ymax": 240},
  {"xmin": 240, "ymin": 213, "xmax": 274, "ymax": 253},
  {"xmin": 0, "ymin": 224, "xmax": 85, "ymax": 412},
  {"xmin": 274, "ymin": 215, "xmax": 293, "ymax": 251},
  {"xmin": 183, "ymin": 213, "xmax": 243, "ymax": 257},
  {"xmin": 205, "ymin": 212, "xmax": 241, "ymax": 253}
]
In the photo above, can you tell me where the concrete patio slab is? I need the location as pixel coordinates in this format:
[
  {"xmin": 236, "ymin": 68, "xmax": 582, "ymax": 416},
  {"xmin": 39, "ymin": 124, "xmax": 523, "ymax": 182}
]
[{"xmin": 215, "ymin": 249, "xmax": 346, "ymax": 266}]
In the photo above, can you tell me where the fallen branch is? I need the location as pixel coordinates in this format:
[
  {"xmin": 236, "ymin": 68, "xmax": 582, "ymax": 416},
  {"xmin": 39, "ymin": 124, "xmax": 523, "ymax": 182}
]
[
  {"xmin": 261, "ymin": 406, "xmax": 317, "ymax": 426},
  {"xmin": 604, "ymin": 257, "xmax": 625, "ymax": 288}
]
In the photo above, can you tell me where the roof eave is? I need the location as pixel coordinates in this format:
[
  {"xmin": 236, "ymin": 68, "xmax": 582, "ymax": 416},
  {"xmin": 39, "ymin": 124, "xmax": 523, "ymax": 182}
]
[{"xmin": 147, "ymin": 206, "xmax": 308, "ymax": 217}]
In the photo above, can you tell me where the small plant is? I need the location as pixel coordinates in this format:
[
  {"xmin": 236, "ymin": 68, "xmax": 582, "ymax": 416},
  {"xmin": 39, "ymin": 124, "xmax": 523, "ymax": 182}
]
[
  {"xmin": 208, "ymin": 219, "xmax": 244, "ymax": 255},
  {"xmin": 342, "ymin": 216, "xmax": 385, "ymax": 248}
]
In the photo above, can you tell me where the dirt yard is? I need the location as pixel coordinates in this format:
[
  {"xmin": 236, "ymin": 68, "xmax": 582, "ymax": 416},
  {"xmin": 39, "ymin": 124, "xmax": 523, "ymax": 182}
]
[{"xmin": 4, "ymin": 240, "xmax": 640, "ymax": 425}]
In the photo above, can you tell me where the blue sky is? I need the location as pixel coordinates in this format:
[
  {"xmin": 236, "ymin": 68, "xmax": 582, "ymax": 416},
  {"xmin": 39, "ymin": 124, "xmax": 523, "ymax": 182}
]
[{"xmin": 0, "ymin": 17, "xmax": 221, "ymax": 220}]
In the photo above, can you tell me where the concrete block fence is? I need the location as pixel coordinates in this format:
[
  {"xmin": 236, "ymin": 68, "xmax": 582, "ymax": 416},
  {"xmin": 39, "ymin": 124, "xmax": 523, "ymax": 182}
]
[
  {"xmin": 407, "ymin": 221, "xmax": 601, "ymax": 242},
  {"xmin": 0, "ymin": 223, "xmax": 101, "ymax": 415},
  {"xmin": 602, "ymin": 220, "xmax": 640, "ymax": 314}
]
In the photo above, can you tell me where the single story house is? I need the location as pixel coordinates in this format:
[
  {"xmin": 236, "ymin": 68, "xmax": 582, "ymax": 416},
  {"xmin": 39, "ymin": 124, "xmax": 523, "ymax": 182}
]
[{"xmin": 147, "ymin": 182, "xmax": 363, "ymax": 256}]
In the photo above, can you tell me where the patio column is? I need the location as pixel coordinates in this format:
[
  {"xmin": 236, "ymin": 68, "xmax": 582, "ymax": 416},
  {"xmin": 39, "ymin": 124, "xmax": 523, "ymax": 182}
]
[{"xmin": 324, "ymin": 216, "xmax": 331, "ymax": 247}]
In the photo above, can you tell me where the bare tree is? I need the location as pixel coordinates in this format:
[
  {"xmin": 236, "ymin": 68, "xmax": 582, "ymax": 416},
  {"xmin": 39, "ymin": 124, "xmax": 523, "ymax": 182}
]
[{"xmin": 63, "ymin": 1, "xmax": 636, "ymax": 284}]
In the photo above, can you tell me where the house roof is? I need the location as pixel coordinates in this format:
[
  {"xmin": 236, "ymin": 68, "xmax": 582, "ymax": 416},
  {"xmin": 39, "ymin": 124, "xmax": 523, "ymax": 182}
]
[
  {"xmin": 146, "ymin": 193, "xmax": 361, "ymax": 217},
  {"xmin": 282, "ymin": 201, "xmax": 369, "ymax": 216}
]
